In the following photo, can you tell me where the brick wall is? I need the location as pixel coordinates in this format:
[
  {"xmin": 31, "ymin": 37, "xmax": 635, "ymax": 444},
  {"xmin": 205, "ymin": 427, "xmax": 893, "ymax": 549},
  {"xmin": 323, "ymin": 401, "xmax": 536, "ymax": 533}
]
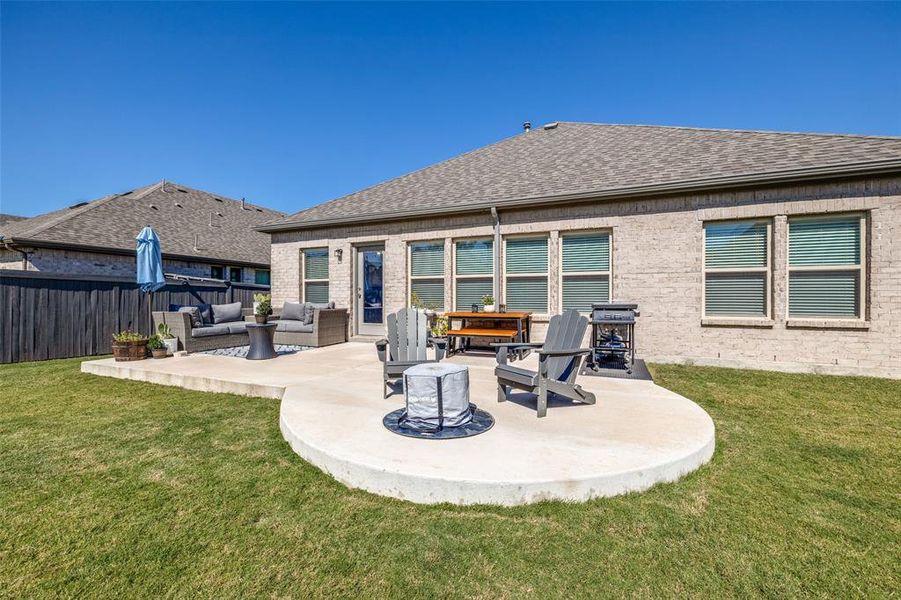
[
  {"xmin": 270, "ymin": 177, "xmax": 901, "ymax": 378},
  {"xmin": 0, "ymin": 247, "xmax": 264, "ymax": 284}
]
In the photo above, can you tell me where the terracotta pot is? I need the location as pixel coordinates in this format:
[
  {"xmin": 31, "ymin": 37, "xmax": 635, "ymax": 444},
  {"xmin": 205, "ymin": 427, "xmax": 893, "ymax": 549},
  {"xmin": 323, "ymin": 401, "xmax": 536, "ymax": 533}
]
[
  {"xmin": 112, "ymin": 339, "xmax": 148, "ymax": 361},
  {"xmin": 151, "ymin": 348, "xmax": 168, "ymax": 359},
  {"xmin": 254, "ymin": 314, "xmax": 268, "ymax": 324}
]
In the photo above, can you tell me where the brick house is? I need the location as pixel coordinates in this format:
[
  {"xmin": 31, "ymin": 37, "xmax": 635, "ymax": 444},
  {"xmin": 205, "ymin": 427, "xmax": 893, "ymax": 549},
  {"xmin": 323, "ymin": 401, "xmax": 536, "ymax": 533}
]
[
  {"xmin": 1, "ymin": 180, "xmax": 283, "ymax": 285},
  {"xmin": 259, "ymin": 122, "xmax": 901, "ymax": 378}
]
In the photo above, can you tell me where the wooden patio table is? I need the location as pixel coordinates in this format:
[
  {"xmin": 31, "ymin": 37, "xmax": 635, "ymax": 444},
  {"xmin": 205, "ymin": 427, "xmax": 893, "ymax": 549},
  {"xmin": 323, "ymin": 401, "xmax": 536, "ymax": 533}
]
[{"xmin": 445, "ymin": 311, "xmax": 532, "ymax": 355}]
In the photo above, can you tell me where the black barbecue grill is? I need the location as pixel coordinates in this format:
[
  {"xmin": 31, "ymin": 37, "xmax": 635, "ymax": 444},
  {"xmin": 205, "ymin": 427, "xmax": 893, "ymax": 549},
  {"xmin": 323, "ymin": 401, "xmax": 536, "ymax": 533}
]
[{"xmin": 588, "ymin": 303, "xmax": 639, "ymax": 374}]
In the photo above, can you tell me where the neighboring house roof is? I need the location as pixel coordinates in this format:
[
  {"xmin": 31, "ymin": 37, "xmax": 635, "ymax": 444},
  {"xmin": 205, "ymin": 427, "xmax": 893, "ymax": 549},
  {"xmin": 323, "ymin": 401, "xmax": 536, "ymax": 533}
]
[
  {"xmin": 1, "ymin": 181, "xmax": 284, "ymax": 266},
  {"xmin": 261, "ymin": 122, "xmax": 901, "ymax": 231},
  {"xmin": 0, "ymin": 214, "xmax": 26, "ymax": 228}
]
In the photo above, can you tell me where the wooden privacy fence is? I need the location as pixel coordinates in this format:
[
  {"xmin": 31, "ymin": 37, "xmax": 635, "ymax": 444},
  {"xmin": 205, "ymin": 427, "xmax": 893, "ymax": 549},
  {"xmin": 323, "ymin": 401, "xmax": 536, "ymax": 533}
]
[{"xmin": 0, "ymin": 271, "xmax": 269, "ymax": 364}]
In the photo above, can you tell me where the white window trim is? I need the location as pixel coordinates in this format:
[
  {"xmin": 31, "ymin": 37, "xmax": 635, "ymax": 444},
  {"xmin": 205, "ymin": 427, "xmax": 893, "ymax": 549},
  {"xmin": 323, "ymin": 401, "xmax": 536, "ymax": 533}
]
[
  {"xmin": 558, "ymin": 230, "xmax": 613, "ymax": 314},
  {"xmin": 452, "ymin": 237, "xmax": 494, "ymax": 310},
  {"xmin": 407, "ymin": 240, "xmax": 446, "ymax": 310},
  {"xmin": 502, "ymin": 233, "xmax": 551, "ymax": 314},
  {"xmin": 785, "ymin": 212, "xmax": 866, "ymax": 321},
  {"xmin": 702, "ymin": 218, "xmax": 773, "ymax": 320},
  {"xmin": 300, "ymin": 247, "xmax": 329, "ymax": 303}
]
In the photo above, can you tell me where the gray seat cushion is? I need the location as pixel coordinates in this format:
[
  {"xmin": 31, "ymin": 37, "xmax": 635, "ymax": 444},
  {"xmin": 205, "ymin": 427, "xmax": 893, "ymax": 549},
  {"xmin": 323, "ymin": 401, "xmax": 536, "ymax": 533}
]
[
  {"xmin": 225, "ymin": 322, "xmax": 248, "ymax": 334},
  {"xmin": 281, "ymin": 301, "xmax": 305, "ymax": 321},
  {"xmin": 212, "ymin": 302, "xmax": 243, "ymax": 324},
  {"xmin": 191, "ymin": 325, "xmax": 231, "ymax": 338},
  {"xmin": 276, "ymin": 320, "xmax": 314, "ymax": 333}
]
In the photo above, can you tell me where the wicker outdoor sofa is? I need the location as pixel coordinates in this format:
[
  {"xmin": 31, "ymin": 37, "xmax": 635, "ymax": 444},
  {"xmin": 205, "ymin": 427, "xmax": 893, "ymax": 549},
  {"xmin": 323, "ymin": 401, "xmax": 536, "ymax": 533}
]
[
  {"xmin": 258, "ymin": 302, "xmax": 348, "ymax": 348},
  {"xmin": 152, "ymin": 301, "xmax": 348, "ymax": 353}
]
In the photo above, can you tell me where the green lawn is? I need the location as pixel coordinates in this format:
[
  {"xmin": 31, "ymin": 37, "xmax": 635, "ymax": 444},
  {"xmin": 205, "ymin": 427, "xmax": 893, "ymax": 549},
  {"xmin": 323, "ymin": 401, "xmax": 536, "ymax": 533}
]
[{"xmin": 1, "ymin": 358, "xmax": 898, "ymax": 598}]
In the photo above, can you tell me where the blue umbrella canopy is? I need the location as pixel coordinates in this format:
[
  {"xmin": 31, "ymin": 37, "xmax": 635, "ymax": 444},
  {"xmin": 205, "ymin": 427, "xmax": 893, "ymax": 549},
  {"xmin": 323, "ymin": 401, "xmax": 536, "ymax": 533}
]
[{"xmin": 136, "ymin": 226, "xmax": 166, "ymax": 293}]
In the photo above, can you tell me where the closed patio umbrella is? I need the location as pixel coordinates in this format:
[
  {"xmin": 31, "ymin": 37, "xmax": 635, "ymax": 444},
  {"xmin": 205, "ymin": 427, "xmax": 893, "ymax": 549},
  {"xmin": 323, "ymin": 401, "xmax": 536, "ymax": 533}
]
[{"xmin": 136, "ymin": 226, "xmax": 166, "ymax": 335}]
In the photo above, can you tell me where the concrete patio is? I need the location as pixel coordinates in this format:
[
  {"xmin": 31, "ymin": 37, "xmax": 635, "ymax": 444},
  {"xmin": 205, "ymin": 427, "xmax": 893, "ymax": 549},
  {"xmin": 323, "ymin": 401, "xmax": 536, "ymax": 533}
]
[{"xmin": 82, "ymin": 342, "xmax": 715, "ymax": 506}]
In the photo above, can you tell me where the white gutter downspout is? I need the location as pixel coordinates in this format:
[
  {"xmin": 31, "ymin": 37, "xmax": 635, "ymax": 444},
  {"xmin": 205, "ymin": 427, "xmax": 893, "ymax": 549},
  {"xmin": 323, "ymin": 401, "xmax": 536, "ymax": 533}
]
[{"xmin": 491, "ymin": 206, "xmax": 500, "ymax": 303}]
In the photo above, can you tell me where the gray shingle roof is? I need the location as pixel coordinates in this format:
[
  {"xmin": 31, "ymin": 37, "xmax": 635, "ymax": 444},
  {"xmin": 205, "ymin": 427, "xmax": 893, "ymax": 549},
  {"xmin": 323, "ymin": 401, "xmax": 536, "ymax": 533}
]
[
  {"xmin": 265, "ymin": 122, "xmax": 901, "ymax": 230},
  {"xmin": 0, "ymin": 214, "xmax": 26, "ymax": 228},
  {"xmin": 1, "ymin": 181, "xmax": 283, "ymax": 266}
]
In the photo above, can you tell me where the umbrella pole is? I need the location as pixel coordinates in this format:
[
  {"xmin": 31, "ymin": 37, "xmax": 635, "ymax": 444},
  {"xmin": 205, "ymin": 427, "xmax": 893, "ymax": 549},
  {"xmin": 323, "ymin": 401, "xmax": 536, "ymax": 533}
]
[{"xmin": 148, "ymin": 290, "xmax": 153, "ymax": 338}]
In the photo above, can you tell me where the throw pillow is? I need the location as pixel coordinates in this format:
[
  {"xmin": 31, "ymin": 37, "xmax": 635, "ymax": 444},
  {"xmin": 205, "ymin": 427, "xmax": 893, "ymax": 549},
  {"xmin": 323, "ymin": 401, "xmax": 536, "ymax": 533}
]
[
  {"xmin": 211, "ymin": 301, "xmax": 243, "ymax": 324},
  {"xmin": 281, "ymin": 301, "xmax": 305, "ymax": 322},
  {"xmin": 303, "ymin": 301, "xmax": 335, "ymax": 325},
  {"xmin": 178, "ymin": 306, "xmax": 203, "ymax": 328}
]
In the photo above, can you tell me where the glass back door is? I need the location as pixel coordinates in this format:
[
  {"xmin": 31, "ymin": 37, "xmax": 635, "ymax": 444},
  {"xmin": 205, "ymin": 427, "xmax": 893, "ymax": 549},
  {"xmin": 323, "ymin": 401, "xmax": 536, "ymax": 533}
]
[{"xmin": 356, "ymin": 245, "xmax": 384, "ymax": 335}]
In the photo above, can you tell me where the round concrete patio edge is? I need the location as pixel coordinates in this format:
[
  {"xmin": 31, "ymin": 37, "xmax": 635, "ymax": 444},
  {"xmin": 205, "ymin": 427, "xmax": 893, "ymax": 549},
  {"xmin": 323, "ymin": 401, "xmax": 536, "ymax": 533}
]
[{"xmin": 278, "ymin": 383, "xmax": 716, "ymax": 506}]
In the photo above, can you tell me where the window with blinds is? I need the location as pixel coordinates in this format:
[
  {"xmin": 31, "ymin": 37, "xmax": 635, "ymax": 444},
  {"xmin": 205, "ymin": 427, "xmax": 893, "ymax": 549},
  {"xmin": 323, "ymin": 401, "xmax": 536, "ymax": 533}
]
[
  {"xmin": 703, "ymin": 220, "xmax": 770, "ymax": 318},
  {"xmin": 454, "ymin": 239, "xmax": 493, "ymax": 310},
  {"xmin": 561, "ymin": 233, "xmax": 610, "ymax": 312},
  {"xmin": 409, "ymin": 241, "xmax": 444, "ymax": 310},
  {"xmin": 788, "ymin": 214, "xmax": 864, "ymax": 319},
  {"xmin": 504, "ymin": 237, "xmax": 548, "ymax": 312},
  {"xmin": 302, "ymin": 248, "xmax": 329, "ymax": 304}
]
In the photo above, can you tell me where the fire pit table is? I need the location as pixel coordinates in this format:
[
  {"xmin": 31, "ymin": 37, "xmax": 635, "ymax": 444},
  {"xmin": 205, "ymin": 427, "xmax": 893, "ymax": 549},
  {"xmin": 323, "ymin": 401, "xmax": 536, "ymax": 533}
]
[{"xmin": 383, "ymin": 363, "xmax": 494, "ymax": 439}]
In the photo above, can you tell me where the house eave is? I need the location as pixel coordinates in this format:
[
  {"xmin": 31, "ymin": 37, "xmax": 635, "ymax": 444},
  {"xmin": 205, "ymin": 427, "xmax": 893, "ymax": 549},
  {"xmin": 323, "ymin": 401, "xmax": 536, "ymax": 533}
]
[
  {"xmin": 0, "ymin": 238, "xmax": 270, "ymax": 269},
  {"xmin": 257, "ymin": 159, "xmax": 901, "ymax": 233}
]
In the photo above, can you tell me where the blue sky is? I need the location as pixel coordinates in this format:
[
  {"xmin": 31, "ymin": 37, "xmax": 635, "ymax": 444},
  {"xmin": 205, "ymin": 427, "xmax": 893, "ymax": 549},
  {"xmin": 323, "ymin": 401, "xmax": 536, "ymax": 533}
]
[{"xmin": 2, "ymin": 2, "xmax": 899, "ymax": 218}]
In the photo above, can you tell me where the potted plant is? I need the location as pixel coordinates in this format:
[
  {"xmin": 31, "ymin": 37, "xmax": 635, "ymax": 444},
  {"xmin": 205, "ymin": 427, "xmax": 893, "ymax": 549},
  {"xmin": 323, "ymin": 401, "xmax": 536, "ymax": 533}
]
[
  {"xmin": 411, "ymin": 291, "xmax": 438, "ymax": 316},
  {"xmin": 147, "ymin": 334, "xmax": 168, "ymax": 359},
  {"xmin": 111, "ymin": 330, "xmax": 148, "ymax": 361},
  {"xmin": 430, "ymin": 315, "xmax": 448, "ymax": 338},
  {"xmin": 252, "ymin": 292, "xmax": 268, "ymax": 316},
  {"xmin": 254, "ymin": 293, "xmax": 272, "ymax": 324},
  {"xmin": 481, "ymin": 294, "xmax": 496, "ymax": 313},
  {"xmin": 157, "ymin": 323, "xmax": 178, "ymax": 355}
]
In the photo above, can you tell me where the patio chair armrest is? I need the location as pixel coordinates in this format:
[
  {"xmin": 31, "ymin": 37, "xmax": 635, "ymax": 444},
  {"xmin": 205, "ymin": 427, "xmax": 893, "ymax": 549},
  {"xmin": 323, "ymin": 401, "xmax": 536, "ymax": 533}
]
[
  {"xmin": 428, "ymin": 337, "xmax": 448, "ymax": 361},
  {"xmin": 313, "ymin": 308, "xmax": 347, "ymax": 328},
  {"xmin": 493, "ymin": 342, "xmax": 543, "ymax": 365},
  {"xmin": 537, "ymin": 347, "xmax": 593, "ymax": 358}
]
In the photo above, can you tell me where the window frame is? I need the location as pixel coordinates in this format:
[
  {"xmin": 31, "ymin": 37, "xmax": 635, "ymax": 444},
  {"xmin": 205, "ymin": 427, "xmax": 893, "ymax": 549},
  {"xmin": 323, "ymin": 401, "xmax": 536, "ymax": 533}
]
[
  {"xmin": 407, "ymin": 239, "xmax": 446, "ymax": 310},
  {"xmin": 701, "ymin": 218, "xmax": 773, "ymax": 320},
  {"xmin": 254, "ymin": 269, "xmax": 271, "ymax": 286},
  {"xmin": 786, "ymin": 212, "xmax": 867, "ymax": 321},
  {"xmin": 210, "ymin": 265, "xmax": 225, "ymax": 280},
  {"xmin": 228, "ymin": 267, "xmax": 243, "ymax": 283},
  {"xmin": 301, "ymin": 247, "xmax": 330, "ymax": 303},
  {"xmin": 558, "ymin": 230, "xmax": 613, "ymax": 314},
  {"xmin": 502, "ymin": 233, "xmax": 550, "ymax": 314},
  {"xmin": 452, "ymin": 237, "xmax": 495, "ymax": 311}
]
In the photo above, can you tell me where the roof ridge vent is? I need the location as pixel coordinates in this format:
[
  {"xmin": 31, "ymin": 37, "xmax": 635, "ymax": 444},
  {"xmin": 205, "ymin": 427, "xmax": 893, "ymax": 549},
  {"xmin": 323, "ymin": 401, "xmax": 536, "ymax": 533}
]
[
  {"xmin": 68, "ymin": 201, "xmax": 89, "ymax": 209},
  {"xmin": 543, "ymin": 122, "xmax": 559, "ymax": 130}
]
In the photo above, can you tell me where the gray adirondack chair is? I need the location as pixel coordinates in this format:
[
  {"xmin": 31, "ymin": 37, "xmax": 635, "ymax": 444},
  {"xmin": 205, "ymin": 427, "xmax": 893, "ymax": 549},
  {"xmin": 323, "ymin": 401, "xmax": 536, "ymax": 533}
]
[
  {"xmin": 493, "ymin": 309, "xmax": 596, "ymax": 418},
  {"xmin": 375, "ymin": 308, "xmax": 447, "ymax": 398}
]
